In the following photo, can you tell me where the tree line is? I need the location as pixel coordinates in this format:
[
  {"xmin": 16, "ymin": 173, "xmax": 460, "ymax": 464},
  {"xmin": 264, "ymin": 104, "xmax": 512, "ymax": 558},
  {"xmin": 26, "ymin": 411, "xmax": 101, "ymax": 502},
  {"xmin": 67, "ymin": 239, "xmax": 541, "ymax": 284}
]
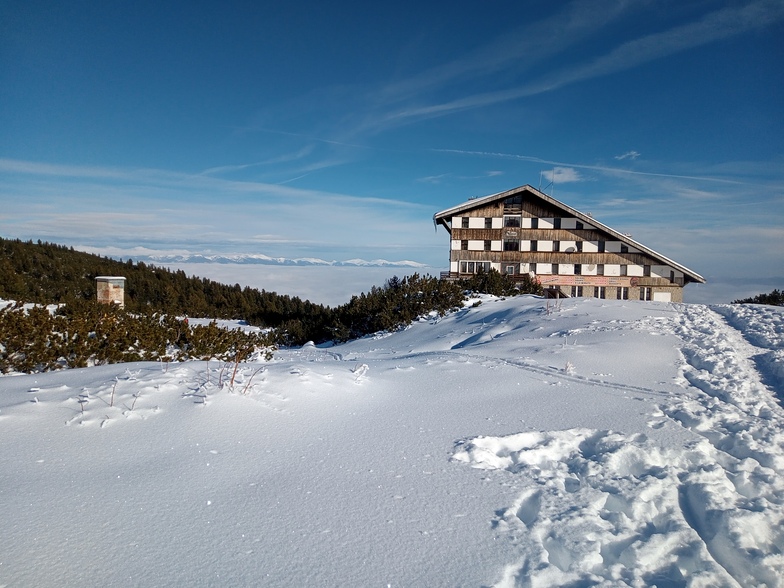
[
  {"xmin": 0, "ymin": 237, "xmax": 332, "ymax": 334},
  {"xmin": 0, "ymin": 237, "xmax": 543, "ymax": 360},
  {"xmin": 733, "ymin": 289, "xmax": 784, "ymax": 306}
]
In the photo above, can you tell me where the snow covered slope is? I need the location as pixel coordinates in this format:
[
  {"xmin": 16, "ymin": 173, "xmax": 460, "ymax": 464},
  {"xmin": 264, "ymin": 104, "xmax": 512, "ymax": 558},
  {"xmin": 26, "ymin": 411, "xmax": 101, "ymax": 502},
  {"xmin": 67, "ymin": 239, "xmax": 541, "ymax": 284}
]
[{"xmin": 1, "ymin": 297, "xmax": 782, "ymax": 587}]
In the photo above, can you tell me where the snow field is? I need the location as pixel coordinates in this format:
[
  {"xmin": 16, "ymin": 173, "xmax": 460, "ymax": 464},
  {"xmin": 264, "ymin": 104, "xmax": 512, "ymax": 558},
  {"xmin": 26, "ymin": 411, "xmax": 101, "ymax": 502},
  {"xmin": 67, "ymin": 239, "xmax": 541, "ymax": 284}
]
[
  {"xmin": 452, "ymin": 301, "xmax": 784, "ymax": 587},
  {"xmin": 1, "ymin": 296, "xmax": 782, "ymax": 586}
]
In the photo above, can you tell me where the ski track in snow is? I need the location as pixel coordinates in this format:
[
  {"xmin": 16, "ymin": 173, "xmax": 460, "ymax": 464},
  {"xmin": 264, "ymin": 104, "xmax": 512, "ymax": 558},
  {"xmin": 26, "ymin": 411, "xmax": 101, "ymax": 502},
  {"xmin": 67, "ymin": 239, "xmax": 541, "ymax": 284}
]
[{"xmin": 453, "ymin": 302, "xmax": 784, "ymax": 588}]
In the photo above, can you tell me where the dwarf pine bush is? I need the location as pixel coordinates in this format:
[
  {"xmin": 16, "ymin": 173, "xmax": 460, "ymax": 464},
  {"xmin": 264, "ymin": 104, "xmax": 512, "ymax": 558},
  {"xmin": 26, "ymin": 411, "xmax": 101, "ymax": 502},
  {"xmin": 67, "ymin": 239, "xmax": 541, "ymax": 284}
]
[
  {"xmin": 733, "ymin": 289, "xmax": 784, "ymax": 306},
  {"xmin": 0, "ymin": 301, "xmax": 275, "ymax": 374}
]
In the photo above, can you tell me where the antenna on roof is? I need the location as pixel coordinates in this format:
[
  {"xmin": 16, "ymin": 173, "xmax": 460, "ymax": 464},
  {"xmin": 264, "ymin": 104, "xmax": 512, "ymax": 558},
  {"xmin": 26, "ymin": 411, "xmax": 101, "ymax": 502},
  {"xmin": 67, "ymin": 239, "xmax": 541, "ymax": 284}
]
[
  {"xmin": 552, "ymin": 168, "xmax": 555, "ymax": 198},
  {"xmin": 541, "ymin": 168, "xmax": 554, "ymax": 195}
]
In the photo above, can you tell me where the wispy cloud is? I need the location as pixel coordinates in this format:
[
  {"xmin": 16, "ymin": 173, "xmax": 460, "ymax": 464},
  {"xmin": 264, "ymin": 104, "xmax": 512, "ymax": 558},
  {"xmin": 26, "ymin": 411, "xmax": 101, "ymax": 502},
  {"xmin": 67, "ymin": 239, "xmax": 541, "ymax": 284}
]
[
  {"xmin": 0, "ymin": 158, "xmax": 137, "ymax": 181},
  {"xmin": 671, "ymin": 187, "xmax": 724, "ymax": 200},
  {"xmin": 372, "ymin": 0, "xmax": 638, "ymax": 106},
  {"xmin": 417, "ymin": 174, "xmax": 449, "ymax": 184},
  {"xmin": 217, "ymin": 1, "xmax": 783, "ymax": 176},
  {"xmin": 359, "ymin": 0, "xmax": 784, "ymax": 132},
  {"xmin": 245, "ymin": 128, "xmax": 372, "ymax": 151},
  {"xmin": 1, "ymin": 157, "xmax": 412, "ymax": 205},
  {"xmin": 416, "ymin": 169, "xmax": 505, "ymax": 185},
  {"xmin": 276, "ymin": 172, "xmax": 315, "ymax": 185},
  {"xmin": 531, "ymin": 0, "xmax": 784, "ymax": 92},
  {"xmin": 200, "ymin": 144, "xmax": 317, "ymax": 176},
  {"xmin": 433, "ymin": 149, "xmax": 755, "ymax": 186}
]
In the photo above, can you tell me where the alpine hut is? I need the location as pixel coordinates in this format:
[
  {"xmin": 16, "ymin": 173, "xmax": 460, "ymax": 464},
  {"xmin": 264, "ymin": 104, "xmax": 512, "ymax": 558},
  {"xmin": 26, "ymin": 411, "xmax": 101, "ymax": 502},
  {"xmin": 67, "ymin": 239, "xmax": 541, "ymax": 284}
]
[{"xmin": 433, "ymin": 184, "xmax": 704, "ymax": 302}]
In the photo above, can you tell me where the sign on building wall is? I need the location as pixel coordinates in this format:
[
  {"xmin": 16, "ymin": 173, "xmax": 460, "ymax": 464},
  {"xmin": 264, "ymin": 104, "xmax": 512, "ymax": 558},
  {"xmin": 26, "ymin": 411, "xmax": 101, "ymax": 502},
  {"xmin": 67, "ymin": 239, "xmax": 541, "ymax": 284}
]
[{"xmin": 537, "ymin": 275, "xmax": 637, "ymax": 287}]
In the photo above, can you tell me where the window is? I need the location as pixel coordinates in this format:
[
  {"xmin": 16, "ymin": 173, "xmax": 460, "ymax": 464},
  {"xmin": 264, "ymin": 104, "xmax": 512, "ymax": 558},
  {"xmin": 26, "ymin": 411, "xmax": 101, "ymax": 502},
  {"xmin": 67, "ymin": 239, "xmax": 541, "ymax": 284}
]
[
  {"xmin": 644, "ymin": 265, "xmax": 651, "ymax": 277},
  {"xmin": 553, "ymin": 240, "xmax": 560, "ymax": 252},
  {"xmin": 485, "ymin": 218, "xmax": 493, "ymax": 229},
  {"xmin": 531, "ymin": 218, "xmax": 539, "ymax": 229},
  {"xmin": 620, "ymin": 244, "xmax": 629, "ymax": 253},
  {"xmin": 461, "ymin": 240, "xmax": 468, "ymax": 250},
  {"xmin": 460, "ymin": 261, "xmax": 491, "ymax": 274},
  {"xmin": 553, "ymin": 218, "xmax": 561, "ymax": 229},
  {"xmin": 576, "ymin": 241, "xmax": 583, "ymax": 252},
  {"xmin": 597, "ymin": 286, "xmax": 606, "ymax": 299},
  {"xmin": 640, "ymin": 287, "xmax": 652, "ymax": 301},
  {"xmin": 620, "ymin": 265, "xmax": 628, "ymax": 276},
  {"xmin": 504, "ymin": 216, "xmax": 521, "ymax": 227},
  {"xmin": 552, "ymin": 264, "xmax": 559, "ymax": 274},
  {"xmin": 505, "ymin": 265, "xmax": 516, "ymax": 275},
  {"xmin": 598, "ymin": 241, "xmax": 606, "ymax": 253},
  {"xmin": 504, "ymin": 195, "xmax": 522, "ymax": 213},
  {"xmin": 530, "ymin": 240, "xmax": 538, "ymax": 252},
  {"xmin": 618, "ymin": 287, "xmax": 629, "ymax": 300},
  {"xmin": 484, "ymin": 240, "xmax": 491, "ymax": 251},
  {"xmin": 574, "ymin": 264, "xmax": 582, "ymax": 275},
  {"xmin": 597, "ymin": 264, "xmax": 604, "ymax": 276},
  {"xmin": 571, "ymin": 286, "xmax": 583, "ymax": 297},
  {"xmin": 576, "ymin": 221, "xmax": 584, "ymax": 230},
  {"xmin": 503, "ymin": 239, "xmax": 519, "ymax": 251},
  {"xmin": 462, "ymin": 217, "xmax": 469, "ymax": 228}
]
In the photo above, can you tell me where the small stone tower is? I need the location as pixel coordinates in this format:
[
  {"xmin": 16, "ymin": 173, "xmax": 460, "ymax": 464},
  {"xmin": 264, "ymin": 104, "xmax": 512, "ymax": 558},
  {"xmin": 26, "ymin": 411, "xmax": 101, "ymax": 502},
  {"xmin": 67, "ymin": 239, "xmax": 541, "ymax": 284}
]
[{"xmin": 95, "ymin": 276, "xmax": 126, "ymax": 308}]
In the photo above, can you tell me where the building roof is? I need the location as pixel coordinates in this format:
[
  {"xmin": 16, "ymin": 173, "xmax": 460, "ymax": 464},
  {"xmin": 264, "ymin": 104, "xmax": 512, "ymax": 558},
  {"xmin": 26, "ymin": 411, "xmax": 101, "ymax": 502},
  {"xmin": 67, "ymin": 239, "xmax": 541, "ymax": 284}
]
[{"xmin": 434, "ymin": 184, "xmax": 705, "ymax": 284}]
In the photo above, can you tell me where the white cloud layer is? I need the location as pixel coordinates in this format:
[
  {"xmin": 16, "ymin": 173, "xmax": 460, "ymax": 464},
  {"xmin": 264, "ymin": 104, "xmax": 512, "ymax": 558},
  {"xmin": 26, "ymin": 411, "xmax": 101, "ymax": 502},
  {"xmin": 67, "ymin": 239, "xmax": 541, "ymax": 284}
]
[{"xmin": 0, "ymin": 158, "xmax": 442, "ymax": 262}]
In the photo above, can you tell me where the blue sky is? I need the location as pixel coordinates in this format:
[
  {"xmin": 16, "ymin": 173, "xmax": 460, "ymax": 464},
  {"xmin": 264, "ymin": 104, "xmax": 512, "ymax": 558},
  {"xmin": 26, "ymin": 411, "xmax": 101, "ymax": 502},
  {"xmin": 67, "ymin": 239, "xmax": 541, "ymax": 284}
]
[{"xmin": 1, "ymin": 0, "xmax": 782, "ymax": 298}]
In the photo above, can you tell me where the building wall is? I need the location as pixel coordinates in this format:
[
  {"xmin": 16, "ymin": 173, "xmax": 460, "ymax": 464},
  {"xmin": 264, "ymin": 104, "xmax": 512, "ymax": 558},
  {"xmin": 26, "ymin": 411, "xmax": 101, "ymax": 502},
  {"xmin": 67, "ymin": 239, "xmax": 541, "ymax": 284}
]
[
  {"xmin": 96, "ymin": 277, "xmax": 126, "ymax": 307},
  {"xmin": 445, "ymin": 199, "xmax": 685, "ymax": 301}
]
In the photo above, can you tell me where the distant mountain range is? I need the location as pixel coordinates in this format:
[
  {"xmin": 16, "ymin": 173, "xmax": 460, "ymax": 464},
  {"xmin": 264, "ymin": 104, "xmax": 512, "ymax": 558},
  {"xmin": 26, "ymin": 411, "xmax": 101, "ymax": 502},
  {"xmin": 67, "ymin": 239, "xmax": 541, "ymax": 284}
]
[{"xmin": 138, "ymin": 253, "xmax": 429, "ymax": 268}]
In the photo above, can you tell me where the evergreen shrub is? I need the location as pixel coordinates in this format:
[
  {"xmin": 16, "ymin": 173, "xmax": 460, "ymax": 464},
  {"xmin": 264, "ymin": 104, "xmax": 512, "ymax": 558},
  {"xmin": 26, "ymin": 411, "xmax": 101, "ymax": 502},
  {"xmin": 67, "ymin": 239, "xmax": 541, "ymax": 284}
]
[
  {"xmin": 733, "ymin": 289, "xmax": 784, "ymax": 306},
  {"xmin": 0, "ymin": 300, "xmax": 275, "ymax": 374}
]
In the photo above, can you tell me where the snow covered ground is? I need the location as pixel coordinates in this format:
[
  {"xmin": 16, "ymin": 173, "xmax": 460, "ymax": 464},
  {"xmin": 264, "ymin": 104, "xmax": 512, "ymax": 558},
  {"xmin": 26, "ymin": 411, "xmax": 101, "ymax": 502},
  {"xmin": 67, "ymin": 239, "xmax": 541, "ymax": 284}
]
[{"xmin": 1, "ymin": 296, "xmax": 782, "ymax": 587}]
